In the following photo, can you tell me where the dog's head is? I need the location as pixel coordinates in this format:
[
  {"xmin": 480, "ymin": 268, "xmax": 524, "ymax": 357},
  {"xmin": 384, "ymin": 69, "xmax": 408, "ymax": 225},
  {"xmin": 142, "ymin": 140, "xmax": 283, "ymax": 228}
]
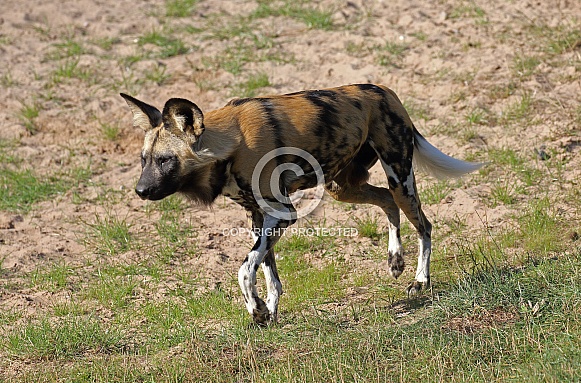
[{"xmin": 120, "ymin": 93, "xmax": 206, "ymax": 201}]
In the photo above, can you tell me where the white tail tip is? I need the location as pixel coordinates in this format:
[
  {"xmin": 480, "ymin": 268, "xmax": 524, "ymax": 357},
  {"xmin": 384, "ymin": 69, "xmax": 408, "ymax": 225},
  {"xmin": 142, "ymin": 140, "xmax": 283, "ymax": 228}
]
[{"xmin": 413, "ymin": 132, "xmax": 485, "ymax": 179}]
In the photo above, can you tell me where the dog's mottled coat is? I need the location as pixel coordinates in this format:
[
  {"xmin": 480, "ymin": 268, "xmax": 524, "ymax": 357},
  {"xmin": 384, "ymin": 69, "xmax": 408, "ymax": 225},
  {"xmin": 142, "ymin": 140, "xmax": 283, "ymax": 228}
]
[{"xmin": 121, "ymin": 84, "xmax": 483, "ymax": 324}]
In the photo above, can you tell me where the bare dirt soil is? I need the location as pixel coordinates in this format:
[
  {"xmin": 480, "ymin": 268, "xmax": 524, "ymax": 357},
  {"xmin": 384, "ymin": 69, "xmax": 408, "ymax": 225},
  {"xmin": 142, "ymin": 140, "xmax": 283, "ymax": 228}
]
[{"xmin": 0, "ymin": 0, "xmax": 580, "ymax": 367}]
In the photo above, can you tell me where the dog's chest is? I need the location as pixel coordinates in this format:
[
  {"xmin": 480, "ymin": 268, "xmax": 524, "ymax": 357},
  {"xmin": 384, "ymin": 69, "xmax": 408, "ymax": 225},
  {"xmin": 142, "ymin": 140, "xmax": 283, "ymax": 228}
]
[{"xmin": 221, "ymin": 174, "xmax": 258, "ymax": 210}]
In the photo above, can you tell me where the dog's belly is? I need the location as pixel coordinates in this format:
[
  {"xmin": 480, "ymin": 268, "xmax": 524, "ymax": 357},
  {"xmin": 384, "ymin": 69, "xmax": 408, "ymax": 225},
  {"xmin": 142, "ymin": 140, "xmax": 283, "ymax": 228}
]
[{"xmin": 285, "ymin": 154, "xmax": 357, "ymax": 193}]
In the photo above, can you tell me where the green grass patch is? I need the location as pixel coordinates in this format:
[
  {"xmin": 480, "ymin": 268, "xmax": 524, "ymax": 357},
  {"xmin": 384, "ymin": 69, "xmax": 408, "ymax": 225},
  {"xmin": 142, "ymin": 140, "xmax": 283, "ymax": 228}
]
[
  {"xmin": 490, "ymin": 178, "xmax": 522, "ymax": 206},
  {"xmin": 0, "ymin": 140, "xmax": 21, "ymax": 165},
  {"xmin": 403, "ymin": 99, "xmax": 431, "ymax": 121},
  {"xmin": 352, "ymin": 214, "xmax": 382, "ymax": 240},
  {"xmin": 6, "ymin": 316, "xmax": 125, "ymax": 360},
  {"xmin": 139, "ymin": 300, "xmax": 192, "ymax": 347},
  {"xmin": 376, "ymin": 40, "xmax": 407, "ymax": 67},
  {"xmin": 1, "ymin": 69, "xmax": 17, "ymax": 87},
  {"xmin": 465, "ymin": 107, "xmax": 492, "ymax": 126},
  {"xmin": 513, "ymin": 54, "xmax": 541, "ymax": 77},
  {"xmin": 155, "ymin": 214, "xmax": 197, "ymax": 263},
  {"xmin": 144, "ymin": 63, "xmax": 171, "ymax": 85},
  {"xmin": 204, "ymin": 16, "xmax": 253, "ymax": 41},
  {"xmin": 500, "ymin": 197, "xmax": 564, "ymax": 255},
  {"xmin": 17, "ymin": 101, "xmax": 40, "ymax": 133},
  {"xmin": 8, "ymin": 250, "xmax": 581, "ymax": 382},
  {"xmin": 150, "ymin": 194, "xmax": 187, "ymax": 214},
  {"xmin": 0, "ymin": 310, "xmax": 24, "ymax": 328},
  {"xmin": 232, "ymin": 72, "xmax": 270, "ymax": 98},
  {"xmin": 251, "ymin": 1, "xmax": 334, "ymax": 30},
  {"xmin": 277, "ymin": 251, "xmax": 345, "ymax": 311},
  {"xmin": 276, "ymin": 231, "xmax": 330, "ymax": 254},
  {"xmin": 30, "ymin": 262, "xmax": 75, "ymax": 292},
  {"xmin": 45, "ymin": 39, "xmax": 85, "ymax": 61},
  {"xmin": 0, "ymin": 144, "xmax": 93, "ymax": 213},
  {"xmin": 81, "ymin": 212, "xmax": 134, "ymax": 256},
  {"xmin": 138, "ymin": 30, "xmax": 189, "ymax": 58},
  {"xmin": 423, "ymin": 180, "xmax": 453, "ymax": 204},
  {"xmin": 52, "ymin": 58, "xmax": 96, "ymax": 84},
  {"xmin": 487, "ymin": 147, "xmax": 543, "ymax": 187},
  {"xmin": 488, "ymin": 147, "xmax": 526, "ymax": 168},
  {"xmin": 487, "ymin": 81, "xmax": 518, "ymax": 101},
  {"xmin": 84, "ymin": 273, "xmax": 138, "ymax": 310},
  {"xmin": 449, "ymin": 2, "xmax": 487, "ymax": 24},
  {"xmin": 165, "ymin": 0, "xmax": 198, "ymax": 17},
  {"xmin": 275, "ymin": 235, "xmax": 345, "ymax": 310},
  {"xmin": 203, "ymin": 39, "xmax": 289, "ymax": 75},
  {"xmin": 144, "ymin": 195, "xmax": 199, "ymax": 262},
  {"xmin": 185, "ymin": 287, "xmax": 244, "ymax": 323},
  {"xmin": 0, "ymin": 169, "xmax": 66, "ymax": 213},
  {"xmin": 90, "ymin": 36, "xmax": 121, "ymax": 51},
  {"xmin": 541, "ymin": 25, "xmax": 581, "ymax": 55},
  {"xmin": 100, "ymin": 122, "xmax": 121, "ymax": 141}
]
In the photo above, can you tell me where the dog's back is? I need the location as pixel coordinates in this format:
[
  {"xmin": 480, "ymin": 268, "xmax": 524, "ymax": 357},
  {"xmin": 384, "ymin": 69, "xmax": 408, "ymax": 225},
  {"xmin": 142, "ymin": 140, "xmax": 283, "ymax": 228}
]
[{"xmin": 206, "ymin": 84, "xmax": 413, "ymax": 193}]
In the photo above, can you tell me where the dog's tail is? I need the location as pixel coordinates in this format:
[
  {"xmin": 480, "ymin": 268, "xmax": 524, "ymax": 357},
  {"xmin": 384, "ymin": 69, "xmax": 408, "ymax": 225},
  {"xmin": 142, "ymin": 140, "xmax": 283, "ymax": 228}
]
[{"xmin": 412, "ymin": 126, "xmax": 484, "ymax": 179}]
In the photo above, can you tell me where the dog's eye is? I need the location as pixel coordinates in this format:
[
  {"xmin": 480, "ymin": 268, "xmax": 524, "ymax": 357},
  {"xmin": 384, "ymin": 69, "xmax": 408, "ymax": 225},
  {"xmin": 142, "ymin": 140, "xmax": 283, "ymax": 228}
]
[
  {"xmin": 141, "ymin": 156, "xmax": 146, "ymax": 168},
  {"xmin": 158, "ymin": 156, "xmax": 175, "ymax": 170}
]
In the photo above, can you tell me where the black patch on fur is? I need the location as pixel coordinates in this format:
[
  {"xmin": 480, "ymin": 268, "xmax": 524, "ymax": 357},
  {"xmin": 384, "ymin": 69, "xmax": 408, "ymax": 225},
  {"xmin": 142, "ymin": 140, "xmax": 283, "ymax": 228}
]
[
  {"xmin": 352, "ymin": 142, "xmax": 377, "ymax": 169},
  {"xmin": 304, "ymin": 90, "xmax": 339, "ymax": 152},
  {"xmin": 227, "ymin": 97, "xmax": 255, "ymax": 107},
  {"xmin": 251, "ymin": 235, "xmax": 262, "ymax": 252},
  {"xmin": 378, "ymin": 100, "xmax": 403, "ymax": 128},
  {"xmin": 263, "ymin": 250, "xmax": 274, "ymax": 266},
  {"xmin": 260, "ymin": 99, "xmax": 285, "ymax": 149},
  {"xmin": 258, "ymin": 99, "xmax": 308, "ymax": 196},
  {"xmin": 234, "ymin": 174, "xmax": 252, "ymax": 193},
  {"xmin": 387, "ymin": 176, "xmax": 399, "ymax": 189},
  {"xmin": 345, "ymin": 162, "xmax": 370, "ymax": 186},
  {"xmin": 383, "ymin": 148, "xmax": 404, "ymax": 166},
  {"xmin": 356, "ymin": 83, "xmax": 386, "ymax": 96},
  {"xmin": 264, "ymin": 251, "xmax": 281, "ymax": 280},
  {"xmin": 228, "ymin": 174, "xmax": 262, "ymax": 212},
  {"xmin": 210, "ymin": 160, "xmax": 230, "ymax": 199},
  {"xmin": 307, "ymin": 89, "xmax": 338, "ymax": 99},
  {"xmin": 417, "ymin": 224, "xmax": 426, "ymax": 236}
]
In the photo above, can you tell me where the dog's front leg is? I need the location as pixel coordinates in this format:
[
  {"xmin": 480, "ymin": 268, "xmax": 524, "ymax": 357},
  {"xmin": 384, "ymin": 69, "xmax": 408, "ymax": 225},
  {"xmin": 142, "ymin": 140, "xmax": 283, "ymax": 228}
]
[
  {"xmin": 238, "ymin": 211, "xmax": 289, "ymax": 325},
  {"xmin": 261, "ymin": 249, "xmax": 282, "ymax": 323},
  {"xmin": 246, "ymin": 209, "xmax": 284, "ymax": 323}
]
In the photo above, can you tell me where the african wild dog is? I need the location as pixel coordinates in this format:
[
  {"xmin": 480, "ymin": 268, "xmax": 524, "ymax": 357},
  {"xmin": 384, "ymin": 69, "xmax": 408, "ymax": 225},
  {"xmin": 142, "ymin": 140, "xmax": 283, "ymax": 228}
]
[{"xmin": 121, "ymin": 84, "xmax": 483, "ymax": 325}]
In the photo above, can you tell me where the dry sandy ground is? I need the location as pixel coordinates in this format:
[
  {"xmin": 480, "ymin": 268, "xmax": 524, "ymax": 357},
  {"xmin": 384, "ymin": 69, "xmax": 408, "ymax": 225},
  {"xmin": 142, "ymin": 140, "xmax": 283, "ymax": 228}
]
[{"xmin": 0, "ymin": 0, "xmax": 580, "ymax": 338}]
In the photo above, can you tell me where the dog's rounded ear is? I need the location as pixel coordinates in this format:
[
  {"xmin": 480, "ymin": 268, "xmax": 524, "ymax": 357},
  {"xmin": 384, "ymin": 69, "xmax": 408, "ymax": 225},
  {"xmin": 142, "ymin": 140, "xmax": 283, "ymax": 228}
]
[
  {"xmin": 120, "ymin": 93, "xmax": 162, "ymax": 131},
  {"xmin": 162, "ymin": 98, "xmax": 204, "ymax": 138}
]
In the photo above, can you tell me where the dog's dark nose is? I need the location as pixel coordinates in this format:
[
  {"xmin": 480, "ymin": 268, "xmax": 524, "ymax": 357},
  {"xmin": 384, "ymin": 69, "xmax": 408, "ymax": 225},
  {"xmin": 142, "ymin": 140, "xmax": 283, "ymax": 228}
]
[{"xmin": 135, "ymin": 185, "xmax": 150, "ymax": 199}]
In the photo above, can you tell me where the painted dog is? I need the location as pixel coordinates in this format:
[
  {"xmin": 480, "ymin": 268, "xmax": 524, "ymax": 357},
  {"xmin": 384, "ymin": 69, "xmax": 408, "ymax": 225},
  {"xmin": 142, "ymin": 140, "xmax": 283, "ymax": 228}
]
[{"xmin": 121, "ymin": 84, "xmax": 483, "ymax": 324}]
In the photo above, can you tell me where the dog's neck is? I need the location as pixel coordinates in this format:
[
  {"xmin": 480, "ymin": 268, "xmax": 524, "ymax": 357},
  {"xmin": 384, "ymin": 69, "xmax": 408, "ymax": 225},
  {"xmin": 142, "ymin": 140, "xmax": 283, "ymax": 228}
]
[
  {"xmin": 195, "ymin": 111, "xmax": 242, "ymax": 161},
  {"xmin": 179, "ymin": 112, "xmax": 241, "ymax": 205}
]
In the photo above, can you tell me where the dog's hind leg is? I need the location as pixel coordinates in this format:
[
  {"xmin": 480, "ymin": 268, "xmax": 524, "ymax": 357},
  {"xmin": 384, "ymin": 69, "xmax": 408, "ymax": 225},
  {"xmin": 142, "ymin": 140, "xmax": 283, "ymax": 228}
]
[
  {"xmin": 374, "ymin": 156, "xmax": 432, "ymax": 296},
  {"xmin": 326, "ymin": 181, "xmax": 405, "ymax": 278}
]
